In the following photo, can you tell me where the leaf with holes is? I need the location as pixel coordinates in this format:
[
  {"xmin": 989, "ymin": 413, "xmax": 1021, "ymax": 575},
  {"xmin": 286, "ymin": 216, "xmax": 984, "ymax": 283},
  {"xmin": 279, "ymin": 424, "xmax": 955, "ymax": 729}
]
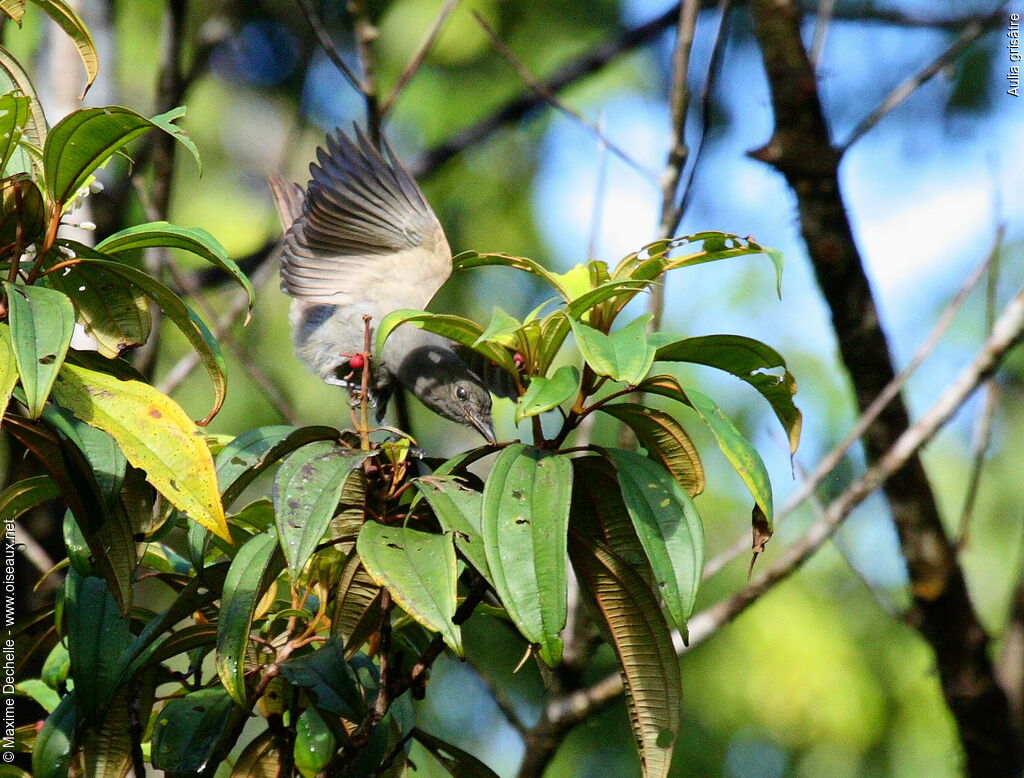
[
  {"xmin": 357, "ymin": 522, "xmax": 462, "ymax": 656},
  {"xmin": 482, "ymin": 444, "xmax": 572, "ymax": 666},
  {"xmin": 3, "ymin": 282, "xmax": 74, "ymax": 418},
  {"xmin": 607, "ymin": 449, "xmax": 704, "ymax": 637},
  {"xmin": 416, "ymin": 477, "xmax": 491, "ymax": 585}
]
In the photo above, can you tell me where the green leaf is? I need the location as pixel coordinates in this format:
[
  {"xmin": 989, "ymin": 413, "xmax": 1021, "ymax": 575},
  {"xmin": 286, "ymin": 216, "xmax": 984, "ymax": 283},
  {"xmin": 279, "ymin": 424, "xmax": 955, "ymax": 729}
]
[
  {"xmin": 0, "ymin": 90, "xmax": 30, "ymax": 174},
  {"xmin": 0, "ymin": 46, "xmax": 47, "ymax": 170},
  {"xmin": 3, "ymin": 282, "xmax": 74, "ymax": 418},
  {"xmin": 75, "ymin": 692, "xmax": 134, "ymax": 778},
  {"xmin": 357, "ymin": 522, "xmax": 462, "ymax": 656},
  {"xmin": 273, "ymin": 441, "xmax": 372, "ymax": 577},
  {"xmin": 516, "ymin": 365, "xmax": 579, "ymax": 423},
  {"xmin": 16, "ymin": 678, "xmax": 61, "ymax": 712},
  {"xmin": 597, "ymin": 403, "xmax": 704, "ymax": 496},
  {"xmin": 43, "ymin": 260, "xmax": 151, "ymax": 358},
  {"xmin": 96, "ymin": 222, "xmax": 254, "ymax": 316},
  {"xmin": 606, "ymin": 449, "xmax": 704, "ymax": 637},
  {"xmin": 216, "ymin": 425, "xmax": 340, "ymax": 508},
  {"xmin": 415, "ymin": 477, "xmax": 491, "ymax": 585},
  {"xmin": 654, "ymin": 334, "xmax": 801, "ymax": 453},
  {"xmin": 376, "ymin": 309, "xmax": 517, "ymax": 378},
  {"xmin": 32, "ymin": 691, "xmax": 78, "ymax": 778},
  {"xmin": 43, "ymin": 105, "xmax": 198, "ymax": 208},
  {"xmin": 50, "ymin": 362, "xmax": 230, "ymax": 540},
  {"xmin": 569, "ymin": 535, "xmax": 681, "ymax": 778},
  {"xmin": 570, "ymin": 315, "xmax": 655, "ymax": 386},
  {"xmin": 482, "ymin": 444, "xmax": 572, "ymax": 666},
  {"xmin": 474, "ymin": 307, "xmax": 522, "ymax": 348},
  {"xmin": 151, "ymin": 686, "xmax": 244, "ymax": 774},
  {"xmin": 215, "ymin": 530, "xmax": 284, "ymax": 707},
  {"xmin": 278, "ymin": 637, "xmax": 364, "ymax": 720},
  {"xmin": 61, "ymin": 246, "xmax": 226, "ymax": 423},
  {"xmin": 27, "ymin": 0, "xmax": 98, "ymax": 98},
  {"xmin": 0, "ymin": 175, "xmax": 46, "ymax": 244},
  {"xmin": 412, "ymin": 727, "xmax": 502, "ymax": 778},
  {"xmin": 293, "ymin": 708, "xmax": 336, "ymax": 778},
  {"xmin": 64, "ymin": 571, "xmax": 132, "ymax": 722},
  {"xmin": 684, "ymin": 387, "xmax": 774, "ymax": 528},
  {"xmin": 453, "ymin": 250, "xmax": 573, "ymax": 299},
  {"xmin": 0, "ymin": 474, "xmax": 58, "ymax": 524}
]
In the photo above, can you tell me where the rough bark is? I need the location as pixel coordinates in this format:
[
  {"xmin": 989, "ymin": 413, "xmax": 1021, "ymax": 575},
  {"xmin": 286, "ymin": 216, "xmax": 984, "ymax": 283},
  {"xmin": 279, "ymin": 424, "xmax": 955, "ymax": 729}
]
[{"xmin": 747, "ymin": 1, "xmax": 1021, "ymax": 774}]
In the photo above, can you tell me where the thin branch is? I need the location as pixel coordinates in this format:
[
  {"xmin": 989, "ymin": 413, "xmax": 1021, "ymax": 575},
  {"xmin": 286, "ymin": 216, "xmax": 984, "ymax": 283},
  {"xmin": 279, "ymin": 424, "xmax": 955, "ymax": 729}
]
[
  {"xmin": 674, "ymin": 0, "xmax": 733, "ymax": 226},
  {"xmin": 473, "ymin": 13, "xmax": 656, "ymax": 182},
  {"xmin": 351, "ymin": 0, "xmax": 382, "ymax": 143},
  {"xmin": 465, "ymin": 656, "xmax": 528, "ymax": 735},
  {"xmin": 705, "ymin": 228, "xmax": 1004, "ymax": 578},
  {"xmin": 412, "ymin": 2, "xmax": 1004, "ymax": 178},
  {"xmin": 554, "ymin": 283, "xmax": 1024, "ymax": 729},
  {"xmin": 381, "ymin": 0, "xmax": 461, "ymax": 117},
  {"xmin": 839, "ymin": 4, "xmax": 1006, "ymax": 152},
  {"xmin": 295, "ymin": 0, "xmax": 362, "ymax": 93},
  {"xmin": 809, "ymin": 0, "xmax": 835, "ymax": 67}
]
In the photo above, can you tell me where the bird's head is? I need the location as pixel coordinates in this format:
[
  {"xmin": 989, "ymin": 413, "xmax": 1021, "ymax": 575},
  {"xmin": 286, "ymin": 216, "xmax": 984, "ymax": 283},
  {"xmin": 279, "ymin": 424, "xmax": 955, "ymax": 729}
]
[{"xmin": 428, "ymin": 375, "xmax": 496, "ymax": 445}]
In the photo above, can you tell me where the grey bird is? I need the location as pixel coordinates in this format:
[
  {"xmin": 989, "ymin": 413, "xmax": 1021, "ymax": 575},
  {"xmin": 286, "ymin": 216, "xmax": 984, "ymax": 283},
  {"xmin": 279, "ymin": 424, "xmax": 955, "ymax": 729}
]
[{"xmin": 269, "ymin": 128, "xmax": 498, "ymax": 444}]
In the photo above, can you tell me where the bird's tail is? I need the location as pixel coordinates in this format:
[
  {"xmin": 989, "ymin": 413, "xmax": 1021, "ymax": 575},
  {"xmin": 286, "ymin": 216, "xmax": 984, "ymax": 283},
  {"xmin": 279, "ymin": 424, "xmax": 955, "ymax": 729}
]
[{"xmin": 268, "ymin": 174, "xmax": 305, "ymax": 230}]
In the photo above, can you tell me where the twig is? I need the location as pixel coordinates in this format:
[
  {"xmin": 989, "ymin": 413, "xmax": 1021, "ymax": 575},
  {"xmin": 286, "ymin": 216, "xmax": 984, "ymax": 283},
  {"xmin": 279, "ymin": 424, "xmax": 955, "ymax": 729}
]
[
  {"xmin": 957, "ymin": 224, "xmax": 1004, "ymax": 548},
  {"xmin": 464, "ymin": 656, "xmax": 528, "ymax": 735},
  {"xmin": 359, "ymin": 315, "xmax": 372, "ymax": 450},
  {"xmin": 673, "ymin": 0, "xmax": 733, "ymax": 228},
  {"xmin": 704, "ymin": 228, "xmax": 1004, "ymax": 578},
  {"xmin": 351, "ymin": 0, "xmax": 382, "ymax": 143},
  {"xmin": 549, "ymin": 284, "xmax": 1024, "ymax": 733},
  {"xmin": 295, "ymin": 0, "xmax": 362, "ymax": 93},
  {"xmin": 380, "ymin": 0, "xmax": 461, "ymax": 117},
  {"xmin": 473, "ymin": 13, "xmax": 656, "ymax": 183},
  {"xmin": 839, "ymin": 4, "xmax": 1006, "ymax": 153},
  {"xmin": 585, "ymin": 113, "xmax": 610, "ymax": 260},
  {"xmin": 809, "ymin": 0, "xmax": 835, "ymax": 67}
]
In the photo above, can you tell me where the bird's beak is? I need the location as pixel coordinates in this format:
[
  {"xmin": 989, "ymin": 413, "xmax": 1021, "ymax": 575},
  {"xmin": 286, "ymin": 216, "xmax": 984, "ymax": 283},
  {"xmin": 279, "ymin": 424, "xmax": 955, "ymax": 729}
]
[{"xmin": 467, "ymin": 411, "xmax": 497, "ymax": 445}]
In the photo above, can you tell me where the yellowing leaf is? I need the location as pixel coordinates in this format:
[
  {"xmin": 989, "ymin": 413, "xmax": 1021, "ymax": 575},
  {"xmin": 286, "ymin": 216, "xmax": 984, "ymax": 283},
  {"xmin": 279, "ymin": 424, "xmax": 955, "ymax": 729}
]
[{"xmin": 50, "ymin": 363, "xmax": 229, "ymax": 540}]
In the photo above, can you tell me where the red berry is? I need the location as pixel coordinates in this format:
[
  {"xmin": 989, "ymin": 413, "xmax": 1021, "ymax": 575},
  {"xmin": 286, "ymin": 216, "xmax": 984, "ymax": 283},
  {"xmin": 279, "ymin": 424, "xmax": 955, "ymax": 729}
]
[
  {"xmin": 349, "ymin": 354, "xmax": 365, "ymax": 370},
  {"xmin": 513, "ymin": 352, "xmax": 525, "ymax": 370}
]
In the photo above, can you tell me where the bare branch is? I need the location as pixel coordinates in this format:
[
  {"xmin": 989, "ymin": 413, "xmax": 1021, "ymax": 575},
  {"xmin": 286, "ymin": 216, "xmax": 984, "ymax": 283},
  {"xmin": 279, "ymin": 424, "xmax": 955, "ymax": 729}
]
[
  {"xmin": 474, "ymin": 13, "xmax": 656, "ymax": 182},
  {"xmin": 381, "ymin": 0, "xmax": 461, "ymax": 117},
  {"xmin": 809, "ymin": 0, "xmax": 835, "ymax": 67},
  {"xmin": 350, "ymin": 0, "xmax": 382, "ymax": 143},
  {"xmin": 705, "ymin": 231, "xmax": 1004, "ymax": 579},
  {"xmin": 839, "ymin": 4, "xmax": 1006, "ymax": 152},
  {"xmin": 295, "ymin": 0, "xmax": 361, "ymax": 93}
]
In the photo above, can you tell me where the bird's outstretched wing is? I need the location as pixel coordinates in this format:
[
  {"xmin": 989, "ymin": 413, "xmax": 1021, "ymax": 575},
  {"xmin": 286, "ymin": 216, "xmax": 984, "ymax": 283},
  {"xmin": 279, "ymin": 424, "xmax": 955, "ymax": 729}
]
[{"xmin": 279, "ymin": 127, "xmax": 452, "ymax": 310}]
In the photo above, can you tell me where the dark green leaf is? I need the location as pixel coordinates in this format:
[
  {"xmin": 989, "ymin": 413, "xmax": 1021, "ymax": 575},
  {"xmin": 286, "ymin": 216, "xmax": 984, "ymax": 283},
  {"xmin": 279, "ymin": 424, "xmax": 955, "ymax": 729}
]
[
  {"xmin": 654, "ymin": 334, "xmax": 802, "ymax": 454},
  {"xmin": 31, "ymin": 691, "xmax": 78, "ymax": 778},
  {"xmin": 3, "ymin": 281, "xmax": 74, "ymax": 418},
  {"xmin": 96, "ymin": 221, "xmax": 254, "ymax": 314},
  {"xmin": 293, "ymin": 707, "xmax": 336, "ymax": 777},
  {"xmin": 273, "ymin": 441, "xmax": 372, "ymax": 576},
  {"xmin": 482, "ymin": 444, "xmax": 572, "ymax": 666},
  {"xmin": 330, "ymin": 548, "xmax": 381, "ymax": 657},
  {"xmin": 231, "ymin": 731, "xmax": 284, "ymax": 777},
  {"xmin": 0, "ymin": 474, "xmax": 58, "ymax": 524},
  {"xmin": 0, "ymin": 176, "xmax": 46, "ymax": 244},
  {"xmin": 215, "ymin": 531, "xmax": 283, "ymax": 707},
  {"xmin": 151, "ymin": 686, "xmax": 244, "ymax": 774},
  {"xmin": 0, "ymin": 90, "xmax": 30, "ymax": 173},
  {"xmin": 43, "ymin": 106, "xmax": 198, "ymax": 207},
  {"xmin": 58, "ymin": 247, "xmax": 226, "ymax": 424},
  {"xmin": 64, "ymin": 571, "xmax": 132, "ymax": 722},
  {"xmin": 278, "ymin": 637, "xmax": 364, "ymax": 720},
  {"xmin": 516, "ymin": 364, "xmax": 579, "ymax": 423},
  {"xmin": 606, "ymin": 449, "xmax": 704, "ymax": 637},
  {"xmin": 44, "ymin": 261, "xmax": 150, "ymax": 358},
  {"xmin": 597, "ymin": 403, "xmax": 704, "ymax": 496},
  {"xmin": 357, "ymin": 522, "xmax": 462, "ymax": 656}
]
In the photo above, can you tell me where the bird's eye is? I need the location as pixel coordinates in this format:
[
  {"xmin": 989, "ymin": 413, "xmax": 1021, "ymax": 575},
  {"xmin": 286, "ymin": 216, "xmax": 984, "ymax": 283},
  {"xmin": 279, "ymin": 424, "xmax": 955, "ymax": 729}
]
[{"xmin": 456, "ymin": 386, "xmax": 469, "ymax": 401}]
